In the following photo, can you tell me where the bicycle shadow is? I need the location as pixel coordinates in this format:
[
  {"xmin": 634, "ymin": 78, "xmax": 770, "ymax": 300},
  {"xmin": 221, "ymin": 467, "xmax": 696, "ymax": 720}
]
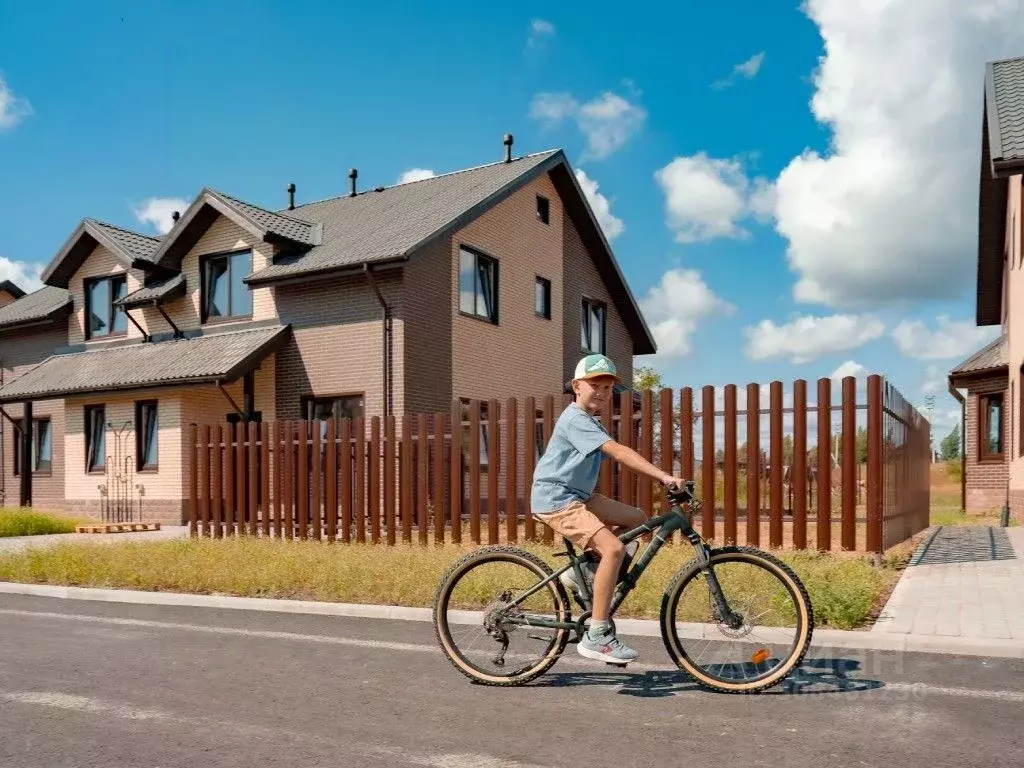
[{"xmin": 531, "ymin": 656, "xmax": 885, "ymax": 698}]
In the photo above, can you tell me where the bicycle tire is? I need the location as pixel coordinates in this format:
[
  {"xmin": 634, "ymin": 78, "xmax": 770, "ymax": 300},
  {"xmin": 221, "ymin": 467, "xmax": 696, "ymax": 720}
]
[
  {"xmin": 659, "ymin": 545, "xmax": 814, "ymax": 694},
  {"xmin": 433, "ymin": 545, "xmax": 572, "ymax": 686}
]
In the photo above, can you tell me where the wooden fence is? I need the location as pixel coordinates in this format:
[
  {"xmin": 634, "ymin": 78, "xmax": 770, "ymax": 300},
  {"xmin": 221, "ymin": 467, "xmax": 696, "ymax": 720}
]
[{"xmin": 187, "ymin": 374, "xmax": 930, "ymax": 553}]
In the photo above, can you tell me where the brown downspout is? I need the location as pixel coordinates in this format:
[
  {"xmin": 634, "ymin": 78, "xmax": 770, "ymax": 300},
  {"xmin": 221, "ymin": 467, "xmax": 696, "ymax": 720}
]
[
  {"xmin": 364, "ymin": 264, "xmax": 392, "ymax": 421},
  {"xmin": 948, "ymin": 381, "xmax": 966, "ymax": 512}
]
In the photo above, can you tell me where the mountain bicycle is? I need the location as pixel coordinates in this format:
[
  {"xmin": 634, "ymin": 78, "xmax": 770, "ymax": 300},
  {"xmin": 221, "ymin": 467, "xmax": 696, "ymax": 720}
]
[{"xmin": 432, "ymin": 481, "xmax": 814, "ymax": 693}]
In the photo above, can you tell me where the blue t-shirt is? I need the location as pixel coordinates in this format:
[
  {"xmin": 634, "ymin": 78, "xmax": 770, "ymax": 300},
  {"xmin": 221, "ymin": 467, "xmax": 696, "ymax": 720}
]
[{"xmin": 531, "ymin": 403, "xmax": 612, "ymax": 514}]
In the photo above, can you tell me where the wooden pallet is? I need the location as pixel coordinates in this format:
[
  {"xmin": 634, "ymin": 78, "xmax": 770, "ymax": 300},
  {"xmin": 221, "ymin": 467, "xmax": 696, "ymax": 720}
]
[{"xmin": 74, "ymin": 523, "xmax": 162, "ymax": 534}]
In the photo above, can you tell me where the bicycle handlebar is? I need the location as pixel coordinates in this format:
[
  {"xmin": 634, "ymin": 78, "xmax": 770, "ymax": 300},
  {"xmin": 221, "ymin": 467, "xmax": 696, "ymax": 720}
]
[{"xmin": 665, "ymin": 479, "xmax": 696, "ymax": 504}]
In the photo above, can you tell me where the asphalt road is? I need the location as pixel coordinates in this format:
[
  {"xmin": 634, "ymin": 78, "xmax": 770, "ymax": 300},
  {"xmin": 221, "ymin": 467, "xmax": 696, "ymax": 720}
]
[{"xmin": 1, "ymin": 593, "xmax": 1022, "ymax": 768}]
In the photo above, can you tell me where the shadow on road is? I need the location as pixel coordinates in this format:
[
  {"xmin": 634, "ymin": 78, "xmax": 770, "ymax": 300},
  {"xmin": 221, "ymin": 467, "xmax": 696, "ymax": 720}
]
[{"xmin": 531, "ymin": 655, "xmax": 885, "ymax": 698}]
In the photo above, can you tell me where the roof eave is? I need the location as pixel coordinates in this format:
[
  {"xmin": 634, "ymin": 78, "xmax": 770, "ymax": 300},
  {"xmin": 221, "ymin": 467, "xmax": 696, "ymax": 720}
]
[
  {"xmin": 948, "ymin": 364, "xmax": 1009, "ymax": 386},
  {"xmin": 0, "ymin": 301, "xmax": 74, "ymax": 333},
  {"xmin": 243, "ymin": 257, "xmax": 406, "ymax": 287}
]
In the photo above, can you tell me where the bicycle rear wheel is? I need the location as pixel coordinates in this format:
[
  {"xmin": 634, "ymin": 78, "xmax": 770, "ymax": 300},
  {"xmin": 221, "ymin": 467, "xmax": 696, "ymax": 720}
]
[
  {"xmin": 433, "ymin": 546, "xmax": 572, "ymax": 686},
  {"xmin": 660, "ymin": 546, "xmax": 814, "ymax": 693}
]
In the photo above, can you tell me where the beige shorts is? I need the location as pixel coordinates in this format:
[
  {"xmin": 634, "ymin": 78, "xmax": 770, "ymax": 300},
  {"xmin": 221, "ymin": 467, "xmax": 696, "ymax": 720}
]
[{"xmin": 534, "ymin": 494, "xmax": 646, "ymax": 549}]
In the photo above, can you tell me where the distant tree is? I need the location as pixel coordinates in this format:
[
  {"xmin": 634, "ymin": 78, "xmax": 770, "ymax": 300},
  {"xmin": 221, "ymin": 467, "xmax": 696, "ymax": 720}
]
[
  {"xmin": 633, "ymin": 365, "xmax": 663, "ymax": 391},
  {"xmin": 940, "ymin": 424, "xmax": 961, "ymax": 460}
]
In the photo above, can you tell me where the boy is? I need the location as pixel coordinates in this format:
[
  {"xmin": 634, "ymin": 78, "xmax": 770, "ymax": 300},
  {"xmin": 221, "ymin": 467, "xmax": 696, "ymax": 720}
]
[{"xmin": 531, "ymin": 354, "xmax": 686, "ymax": 664}]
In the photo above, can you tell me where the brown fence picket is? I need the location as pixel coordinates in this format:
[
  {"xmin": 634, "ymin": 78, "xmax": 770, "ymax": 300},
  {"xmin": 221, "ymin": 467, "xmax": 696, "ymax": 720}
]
[
  {"xmin": 769, "ymin": 381, "xmax": 783, "ymax": 548},
  {"xmin": 370, "ymin": 416, "xmax": 381, "ymax": 544},
  {"xmin": 793, "ymin": 382, "xmax": 807, "ymax": 549},
  {"xmin": 418, "ymin": 413, "xmax": 429, "ymax": 545},
  {"xmin": 449, "ymin": 401, "xmax": 463, "ymax": 544},
  {"xmin": 542, "ymin": 395, "xmax": 554, "ymax": 544},
  {"xmin": 659, "ymin": 388, "xmax": 673, "ymax": 524},
  {"xmin": 816, "ymin": 378, "xmax": 831, "ymax": 551},
  {"xmin": 620, "ymin": 392, "xmax": 634, "ymax": 507},
  {"xmin": 188, "ymin": 424, "xmax": 198, "ymax": 536},
  {"xmin": 283, "ymin": 422, "xmax": 293, "ymax": 540},
  {"xmin": 724, "ymin": 384, "xmax": 737, "ymax": 545},
  {"xmin": 248, "ymin": 422, "xmax": 259, "ymax": 537},
  {"xmin": 234, "ymin": 423, "xmax": 246, "ymax": 535},
  {"xmin": 522, "ymin": 397, "xmax": 536, "ymax": 541},
  {"xmin": 341, "ymin": 419, "xmax": 352, "ymax": 543},
  {"xmin": 488, "ymin": 399, "xmax": 500, "ymax": 545},
  {"xmin": 746, "ymin": 382, "xmax": 760, "ymax": 547},
  {"xmin": 433, "ymin": 412, "xmax": 446, "ymax": 544},
  {"xmin": 260, "ymin": 423, "xmax": 270, "ymax": 537},
  {"xmin": 400, "ymin": 414, "xmax": 412, "ymax": 543},
  {"xmin": 272, "ymin": 422, "xmax": 282, "ymax": 538},
  {"xmin": 866, "ymin": 375, "xmax": 882, "ymax": 553},
  {"xmin": 385, "ymin": 416, "xmax": 396, "ymax": 546},
  {"xmin": 297, "ymin": 422, "xmax": 308, "ymax": 540},
  {"xmin": 680, "ymin": 388, "xmax": 693, "ymax": 481},
  {"xmin": 505, "ymin": 398, "xmax": 518, "ymax": 543},
  {"xmin": 841, "ymin": 377, "xmax": 857, "ymax": 550},
  {"xmin": 326, "ymin": 420, "xmax": 338, "ymax": 542},
  {"xmin": 309, "ymin": 423, "xmax": 321, "ymax": 540},
  {"xmin": 701, "ymin": 385, "xmax": 715, "ymax": 539},
  {"xmin": 200, "ymin": 424, "xmax": 210, "ymax": 537},
  {"xmin": 468, "ymin": 400, "xmax": 481, "ymax": 544},
  {"xmin": 212, "ymin": 425, "xmax": 223, "ymax": 539},
  {"xmin": 599, "ymin": 405, "xmax": 613, "ymax": 497},
  {"xmin": 355, "ymin": 417, "xmax": 366, "ymax": 543}
]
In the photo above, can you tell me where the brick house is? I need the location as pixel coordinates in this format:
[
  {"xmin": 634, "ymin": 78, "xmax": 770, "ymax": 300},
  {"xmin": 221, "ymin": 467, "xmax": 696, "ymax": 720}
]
[
  {"xmin": 949, "ymin": 55, "xmax": 1024, "ymax": 521},
  {"xmin": 0, "ymin": 140, "xmax": 657, "ymax": 522}
]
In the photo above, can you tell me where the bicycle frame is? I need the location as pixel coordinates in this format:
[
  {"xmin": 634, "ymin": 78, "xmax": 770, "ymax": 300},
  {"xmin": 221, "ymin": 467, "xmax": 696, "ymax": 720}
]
[{"xmin": 502, "ymin": 485, "xmax": 738, "ymax": 634}]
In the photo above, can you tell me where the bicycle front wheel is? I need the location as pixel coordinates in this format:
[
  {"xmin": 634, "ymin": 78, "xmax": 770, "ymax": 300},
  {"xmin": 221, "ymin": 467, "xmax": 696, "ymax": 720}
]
[
  {"xmin": 660, "ymin": 546, "xmax": 814, "ymax": 693},
  {"xmin": 433, "ymin": 546, "xmax": 572, "ymax": 686}
]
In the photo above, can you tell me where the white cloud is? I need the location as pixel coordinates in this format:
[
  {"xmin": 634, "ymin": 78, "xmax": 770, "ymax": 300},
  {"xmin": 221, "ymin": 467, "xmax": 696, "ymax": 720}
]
[
  {"xmin": 830, "ymin": 360, "xmax": 868, "ymax": 381},
  {"xmin": 891, "ymin": 315, "xmax": 1000, "ymax": 360},
  {"xmin": 530, "ymin": 91, "xmax": 646, "ymax": 160},
  {"xmin": 397, "ymin": 168, "xmax": 435, "ymax": 184},
  {"xmin": 744, "ymin": 313, "xmax": 886, "ymax": 363},
  {"xmin": 754, "ymin": 0, "xmax": 1024, "ymax": 308},
  {"xmin": 528, "ymin": 19, "xmax": 556, "ymax": 48},
  {"xmin": 639, "ymin": 268, "xmax": 734, "ymax": 358},
  {"xmin": 0, "ymin": 75, "xmax": 32, "ymax": 130},
  {"xmin": 0, "ymin": 255, "xmax": 42, "ymax": 292},
  {"xmin": 131, "ymin": 197, "xmax": 189, "ymax": 235},
  {"xmin": 574, "ymin": 169, "xmax": 624, "ymax": 240},
  {"xmin": 712, "ymin": 52, "xmax": 766, "ymax": 88},
  {"xmin": 654, "ymin": 153, "xmax": 772, "ymax": 243},
  {"xmin": 922, "ymin": 364, "xmax": 943, "ymax": 394}
]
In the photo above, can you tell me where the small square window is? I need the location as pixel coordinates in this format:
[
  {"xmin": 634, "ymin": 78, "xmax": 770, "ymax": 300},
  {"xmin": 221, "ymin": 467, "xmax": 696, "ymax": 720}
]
[
  {"xmin": 84, "ymin": 274, "xmax": 128, "ymax": 340},
  {"xmin": 535, "ymin": 277, "xmax": 551, "ymax": 319},
  {"xmin": 536, "ymin": 195, "xmax": 550, "ymax": 225},
  {"xmin": 201, "ymin": 250, "xmax": 253, "ymax": 322},
  {"xmin": 458, "ymin": 247, "xmax": 499, "ymax": 324}
]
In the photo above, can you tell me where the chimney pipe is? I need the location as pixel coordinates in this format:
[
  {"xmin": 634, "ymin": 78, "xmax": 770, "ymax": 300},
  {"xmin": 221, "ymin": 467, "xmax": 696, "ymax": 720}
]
[
  {"xmin": 171, "ymin": 211, "xmax": 180, "ymax": 223},
  {"xmin": 503, "ymin": 133, "xmax": 514, "ymax": 163},
  {"xmin": 349, "ymin": 168, "xmax": 358, "ymax": 197},
  {"xmin": 287, "ymin": 182, "xmax": 296, "ymax": 210}
]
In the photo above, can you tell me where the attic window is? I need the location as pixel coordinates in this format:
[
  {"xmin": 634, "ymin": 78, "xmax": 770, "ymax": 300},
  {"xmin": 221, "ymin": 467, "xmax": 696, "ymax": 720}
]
[
  {"xmin": 536, "ymin": 195, "xmax": 550, "ymax": 225},
  {"xmin": 84, "ymin": 274, "xmax": 128, "ymax": 340},
  {"xmin": 201, "ymin": 250, "xmax": 253, "ymax": 322}
]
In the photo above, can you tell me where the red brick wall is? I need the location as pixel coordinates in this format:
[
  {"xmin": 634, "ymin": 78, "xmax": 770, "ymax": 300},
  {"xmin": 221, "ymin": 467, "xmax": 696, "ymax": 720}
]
[
  {"xmin": 0, "ymin": 323, "xmax": 68, "ymax": 510},
  {"xmin": 963, "ymin": 373, "xmax": 1009, "ymax": 514},
  {"xmin": 403, "ymin": 236, "xmax": 453, "ymax": 414}
]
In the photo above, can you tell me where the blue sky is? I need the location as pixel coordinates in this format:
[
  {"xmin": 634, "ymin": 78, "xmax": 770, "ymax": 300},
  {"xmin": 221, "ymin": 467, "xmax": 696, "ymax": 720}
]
[{"xmin": 2, "ymin": 0, "xmax": 1022, "ymax": 443}]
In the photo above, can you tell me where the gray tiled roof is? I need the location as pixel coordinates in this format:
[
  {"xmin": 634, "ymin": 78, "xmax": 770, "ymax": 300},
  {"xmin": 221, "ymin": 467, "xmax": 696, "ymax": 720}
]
[
  {"xmin": 0, "ymin": 325, "xmax": 291, "ymax": 403},
  {"xmin": 217, "ymin": 191, "xmax": 320, "ymax": 245},
  {"xmin": 0, "ymin": 285, "xmax": 73, "ymax": 330},
  {"xmin": 247, "ymin": 150, "xmax": 560, "ymax": 283},
  {"xmin": 989, "ymin": 56, "xmax": 1024, "ymax": 164},
  {"xmin": 950, "ymin": 333, "xmax": 1006, "ymax": 376},
  {"xmin": 89, "ymin": 219, "xmax": 162, "ymax": 262},
  {"xmin": 117, "ymin": 272, "xmax": 186, "ymax": 307}
]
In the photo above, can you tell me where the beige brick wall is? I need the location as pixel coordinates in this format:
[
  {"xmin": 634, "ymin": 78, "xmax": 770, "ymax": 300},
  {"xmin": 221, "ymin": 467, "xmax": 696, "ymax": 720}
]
[
  {"xmin": 67, "ymin": 244, "xmax": 146, "ymax": 344},
  {"xmin": 449, "ymin": 173, "xmax": 565, "ymax": 403},
  {"xmin": 403, "ymin": 237, "xmax": 453, "ymax": 414},
  {"xmin": 963, "ymin": 373, "xmax": 1009, "ymax": 514},
  {"xmin": 1002, "ymin": 175, "xmax": 1024, "ymax": 495}
]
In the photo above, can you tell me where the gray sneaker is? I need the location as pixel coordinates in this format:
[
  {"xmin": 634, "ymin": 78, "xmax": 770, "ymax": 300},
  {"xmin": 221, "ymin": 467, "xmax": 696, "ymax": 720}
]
[
  {"xmin": 577, "ymin": 626, "xmax": 639, "ymax": 664},
  {"xmin": 559, "ymin": 560, "xmax": 596, "ymax": 598}
]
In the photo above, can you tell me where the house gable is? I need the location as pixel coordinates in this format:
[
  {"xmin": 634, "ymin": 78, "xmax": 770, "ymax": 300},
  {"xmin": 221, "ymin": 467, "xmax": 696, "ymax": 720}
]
[{"xmin": 39, "ymin": 219, "xmax": 166, "ymax": 289}]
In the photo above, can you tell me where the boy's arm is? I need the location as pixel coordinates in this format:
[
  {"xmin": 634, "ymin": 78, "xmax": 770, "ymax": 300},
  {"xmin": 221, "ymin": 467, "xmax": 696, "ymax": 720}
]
[{"xmin": 601, "ymin": 439, "xmax": 686, "ymax": 486}]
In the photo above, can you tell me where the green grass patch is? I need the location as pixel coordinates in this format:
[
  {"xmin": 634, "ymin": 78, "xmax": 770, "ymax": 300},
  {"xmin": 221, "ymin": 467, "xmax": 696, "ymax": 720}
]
[
  {"xmin": 0, "ymin": 508, "xmax": 79, "ymax": 538},
  {"xmin": 0, "ymin": 536, "xmax": 900, "ymax": 630}
]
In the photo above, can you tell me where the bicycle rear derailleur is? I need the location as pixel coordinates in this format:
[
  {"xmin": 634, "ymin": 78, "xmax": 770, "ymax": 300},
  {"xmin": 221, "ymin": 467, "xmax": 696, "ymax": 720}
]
[{"xmin": 483, "ymin": 589, "xmax": 521, "ymax": 667}]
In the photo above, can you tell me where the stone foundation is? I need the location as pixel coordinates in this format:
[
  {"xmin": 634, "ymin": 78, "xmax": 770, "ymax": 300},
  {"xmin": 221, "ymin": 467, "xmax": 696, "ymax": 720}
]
[
  {"xmin": 1009, "ymin": 491, "xmax": 1024, "ymax": 525},
  {"xmin": 63, "ymin": 498, "xmax": 186, "ymax": 526}
]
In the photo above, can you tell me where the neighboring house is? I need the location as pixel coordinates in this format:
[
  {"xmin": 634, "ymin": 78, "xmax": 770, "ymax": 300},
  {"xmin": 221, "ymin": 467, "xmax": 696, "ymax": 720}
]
[
  {"xmin": 0, "ymin": 139, "xmax": 656, "ymax": 522},
  {"xmin": 949, "ymin": 54, "xmax": 1024, "ymax": 522}
]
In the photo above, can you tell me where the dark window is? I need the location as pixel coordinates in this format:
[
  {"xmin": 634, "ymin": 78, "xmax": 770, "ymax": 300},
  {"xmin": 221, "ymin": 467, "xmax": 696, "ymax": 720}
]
[
  {"xmin": 458, "ymin": 247, "xmax": 498, "ymax": 324},
  {"xmin": 979, "ymin": 393, "xmax": 1003, "ymax": 461},
  {"xmin": 201, "ymin": 250, "xmax": 253, "ymax": 322},
  {"xmin": 535, "ymin": 277, "xmax": 551, "ymax": 319},
  {"xmin": 85, "ymin": 405, "xmax": 106, "ymax": 472},
  {"xmin": 303, "ymin": 395, "xmax": 364, "ymax": 439},
  {"xmin": 135, "ymin": 400, "xmax": 158, "ymax": 470},
  {"xmin": 581, "ymin": 298, "xmax": 606, "ymax": 353},
  {"xmin": 84, "ymin": 274, "xmax": 128, "ymax": 339},
  {"xmin": 13, "ymin": 417, "xmax": 52, "ymax": 474},
  {"xmin": 536, "ymin": 195, "xmax": 550, "ymax": 224}
]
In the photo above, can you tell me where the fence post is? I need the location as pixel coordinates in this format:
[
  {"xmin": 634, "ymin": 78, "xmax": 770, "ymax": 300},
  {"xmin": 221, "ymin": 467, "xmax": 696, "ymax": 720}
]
[
  {"xmin": 701, "ymin": 385, "xmax": 715, "ymax": 540},
  {"xmin": 188, "ymin": 424, "xmax": 198, "ymax": 537},
  {"xmin": 769, "ymin": 381, "xmax": 783, "ymax": 548},
  {"xmin": 746, "ymin": 382, "xmax": 760, "ymax": 547},
  {"xmin": 866, "ymin": 375, "xmax": 883, "ymax": 555},
  {"xmin": 841, "ymin": 377, "xmax": 857, "ymax": 551},
  {"xmin": 505, "ymin": 398, "xmax": 518, "ymax": 544},
  {"xmin": 450, "ymin": 401, "xmax": 463, "ymax": 544},
  {"xmin": 723, "ymin": 384, "xmax": 737, "ymax": 545},
  {"xmin": 793, "ymin": 380, "xmax": 808, "ymax": 550},
  {"xmin": 816, "ymin": 377, "xmax": 831, "ymax": 551}
]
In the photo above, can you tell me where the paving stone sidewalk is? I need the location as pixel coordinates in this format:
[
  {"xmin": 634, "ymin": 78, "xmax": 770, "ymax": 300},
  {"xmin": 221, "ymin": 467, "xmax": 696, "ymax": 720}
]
[
  {"xmin": 0, "ymin": 525, "xmax": 189, "ymax": 554},
  {"xmin": 872, "ymin": 525, "xmax": 1024, "ymax": 641}
]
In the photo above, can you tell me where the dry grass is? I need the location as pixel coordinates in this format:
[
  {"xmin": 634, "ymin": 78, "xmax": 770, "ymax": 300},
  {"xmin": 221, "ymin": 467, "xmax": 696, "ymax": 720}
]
[
  {"xmin": 0, "ymin": 508, "xmax": 82, "ymax": 538},
  {"xmin": 0, "ymin": 535, "xmax": 899, "ymax": 630}
]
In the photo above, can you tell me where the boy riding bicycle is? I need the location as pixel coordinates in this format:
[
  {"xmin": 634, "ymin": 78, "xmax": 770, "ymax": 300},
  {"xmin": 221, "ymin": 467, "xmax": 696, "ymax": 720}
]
[{"xmin": 531, "ymin": 354, "xmax": 687, "ymax": 664}]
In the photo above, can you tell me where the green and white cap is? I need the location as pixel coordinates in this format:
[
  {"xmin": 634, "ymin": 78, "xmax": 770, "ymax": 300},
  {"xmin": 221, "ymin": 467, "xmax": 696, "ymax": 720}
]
[{"xmin": 573, "ymin": 354, "xmax": 618, "ymax": 382}]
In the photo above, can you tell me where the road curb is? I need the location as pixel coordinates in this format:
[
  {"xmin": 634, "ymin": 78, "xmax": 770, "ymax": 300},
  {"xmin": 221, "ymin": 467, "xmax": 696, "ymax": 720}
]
[{"xmin": 2, "ymin": 581, "xmax": 1021, "ymax": 659}]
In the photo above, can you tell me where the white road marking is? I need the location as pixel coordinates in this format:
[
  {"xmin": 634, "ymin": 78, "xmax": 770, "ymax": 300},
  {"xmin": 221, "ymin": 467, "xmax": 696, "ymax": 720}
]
[{"xmin": 3, "ymin": 607, "xmax": 1022, "ymax": 704}]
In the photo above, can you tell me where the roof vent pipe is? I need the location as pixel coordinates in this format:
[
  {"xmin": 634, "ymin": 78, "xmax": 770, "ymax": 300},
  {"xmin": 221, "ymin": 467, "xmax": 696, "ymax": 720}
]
[
  {"xmin": 503, "ymin": 133, "xmax": 514, "ymax": 163},
  {"xmin": 349, "ymin": 168, "xmax": 358, "ymax": 197},
  {"xmin": 171, "ymin": 211, "xmax": 180, "ymax": 223},
  {"xmin": 287, "ymin": 182, "xmax": 296, "ymax": 210}
]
